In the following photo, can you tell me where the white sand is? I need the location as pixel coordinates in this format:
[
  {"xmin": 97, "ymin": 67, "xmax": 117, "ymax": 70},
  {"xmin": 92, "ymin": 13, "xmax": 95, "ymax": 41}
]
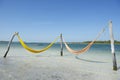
[{"xmin": 0, "ymin": 56, "xmax": 120, "ymax": 80}]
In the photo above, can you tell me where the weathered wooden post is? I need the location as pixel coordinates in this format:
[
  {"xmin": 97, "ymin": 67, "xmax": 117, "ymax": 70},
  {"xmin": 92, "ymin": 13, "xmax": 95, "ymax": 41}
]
[
  {"xmin": 109, "ymin": 21, "xmax": 117, "ymax": 71},
  {"xmin": 4, "ymin": 32, "xmax": 18, "ymax": 58},
  {"xmin": 60, "ymin": 33, "xmax": 63, "ymax": 56}
]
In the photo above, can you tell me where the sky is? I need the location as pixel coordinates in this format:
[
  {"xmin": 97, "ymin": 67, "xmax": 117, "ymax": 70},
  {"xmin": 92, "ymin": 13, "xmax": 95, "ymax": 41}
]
[{"xmin": 0, "ymin": 0, "xmax": 120, "ymax": 42}]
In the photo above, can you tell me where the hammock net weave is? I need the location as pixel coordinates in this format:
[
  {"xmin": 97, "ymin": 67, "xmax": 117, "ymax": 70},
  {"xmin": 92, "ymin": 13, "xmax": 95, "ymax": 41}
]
[{"xmin": 63, "ymin": 28, "xmax": 105, "ymax": 54}]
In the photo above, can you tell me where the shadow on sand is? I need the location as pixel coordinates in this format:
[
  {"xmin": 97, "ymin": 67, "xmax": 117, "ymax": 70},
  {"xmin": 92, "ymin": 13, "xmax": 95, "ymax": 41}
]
[
  {"xmin": 118, "ymin": 66, "xmax": 120, "ymax": 70},
  {"xmin": 75, "ymin": 56, "xmax": 107, "ymax": 63}
]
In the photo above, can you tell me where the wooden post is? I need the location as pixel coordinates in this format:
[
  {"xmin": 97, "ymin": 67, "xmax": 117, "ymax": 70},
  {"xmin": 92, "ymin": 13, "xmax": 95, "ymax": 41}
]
[
  {"xmin": 3, "ymin": 32, "xmax": 18, "ymax": 58},
  {"xmin": 109, "ymin": 21, "xmax": 117, "ymax": 71},
  {"xmin": 60, "ymin": 33, "xmax": 63, "ymax": 56}
]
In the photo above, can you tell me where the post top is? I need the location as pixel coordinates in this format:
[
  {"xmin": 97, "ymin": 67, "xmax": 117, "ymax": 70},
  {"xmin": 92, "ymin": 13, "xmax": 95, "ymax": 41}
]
[
  {"xmin": 15, "ymin": 32, "xmax": 19, "ymax": 35},
  {"xmin": 109, "ymin": 20, "xmax": 112, "ymax": 23}
]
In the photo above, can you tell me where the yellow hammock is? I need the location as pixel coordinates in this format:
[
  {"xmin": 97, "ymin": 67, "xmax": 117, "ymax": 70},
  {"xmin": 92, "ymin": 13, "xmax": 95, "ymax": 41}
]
[
  {"xmin": 16, "ymin": 34, "xmax": 60, "ymax": 53},
  {"xmin": 63, "ymin": 28, "xmax": 105, "ymax": 55}
]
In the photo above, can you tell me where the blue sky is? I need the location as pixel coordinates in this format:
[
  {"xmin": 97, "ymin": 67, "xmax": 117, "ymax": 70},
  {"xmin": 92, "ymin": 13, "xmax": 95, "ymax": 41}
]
[{"xmin": 0, "ymin": 0, "xmax": 120, "ymax": 42}]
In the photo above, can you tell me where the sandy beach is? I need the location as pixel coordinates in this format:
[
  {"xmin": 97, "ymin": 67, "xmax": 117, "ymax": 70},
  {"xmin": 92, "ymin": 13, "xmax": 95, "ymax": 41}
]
[
  {"xmin": 0, "ymin": 42, "xmax": 120, "ymax": 80},
  {"xmin": 0, "ymin": 56, "xmax": 120, "ymax": 80}
]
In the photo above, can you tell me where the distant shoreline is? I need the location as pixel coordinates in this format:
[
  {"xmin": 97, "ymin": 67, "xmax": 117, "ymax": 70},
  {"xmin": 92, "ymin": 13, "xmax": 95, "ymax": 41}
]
[{"xmin": 0, "ymin": 40, "xmax": 120, "ymax": 44}]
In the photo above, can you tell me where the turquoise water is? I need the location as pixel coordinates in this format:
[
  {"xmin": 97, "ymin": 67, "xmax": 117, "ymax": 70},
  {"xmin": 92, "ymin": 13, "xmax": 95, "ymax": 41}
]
[{"xmin": 0, "ymin": 42, "xmax": 120, "ymax": 61}]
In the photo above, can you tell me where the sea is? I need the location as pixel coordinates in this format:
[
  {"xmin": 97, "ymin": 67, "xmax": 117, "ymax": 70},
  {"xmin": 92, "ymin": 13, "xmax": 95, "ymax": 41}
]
[{"xmin": 0, "ymin": 42, "xmax": 120, "ymax": 62}]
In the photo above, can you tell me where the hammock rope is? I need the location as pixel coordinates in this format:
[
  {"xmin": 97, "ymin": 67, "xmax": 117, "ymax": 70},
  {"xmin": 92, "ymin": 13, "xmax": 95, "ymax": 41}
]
[
  {"xmin": 63, "ymin": 28, "xmax": 105, "ymax": 54},
  {"xmin": 16, "ymin": 34, "xmax": 60, "ymax": 53}
]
